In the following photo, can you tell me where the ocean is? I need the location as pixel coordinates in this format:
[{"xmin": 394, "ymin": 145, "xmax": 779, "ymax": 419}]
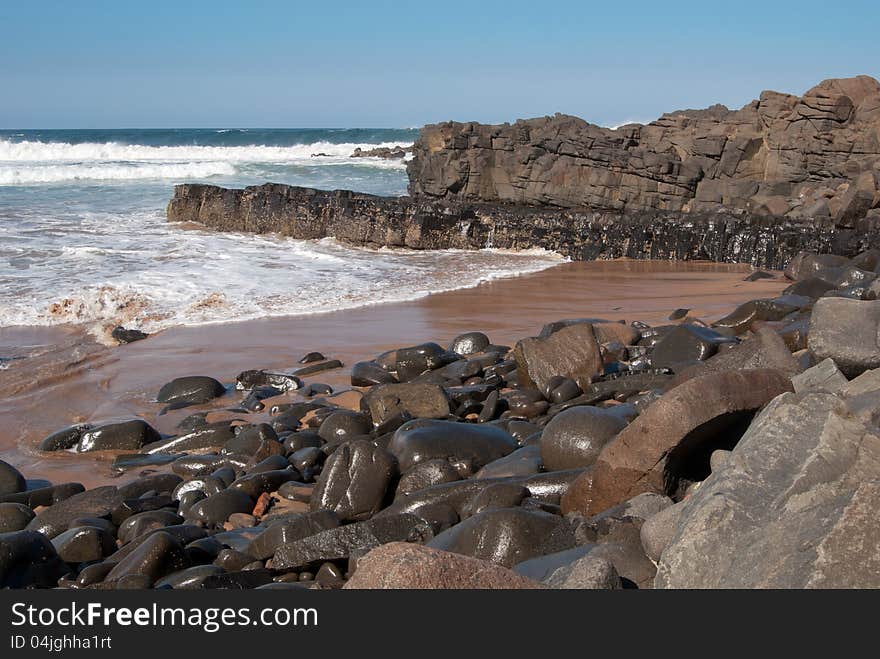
[{"xmin": 0, "ymin": 128, "xmax": 562, "ymax": 339}]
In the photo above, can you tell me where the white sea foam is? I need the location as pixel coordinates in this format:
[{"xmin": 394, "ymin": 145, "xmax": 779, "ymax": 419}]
[
  {"xmin": 0, "ymin": 139, "xmax": 410, "ymax": 163},
  {"xmin": 0, "ymin": 208, "xmax": 565, "ymax": 336},
  {"xmin": 0, "ymin": 139, "xmax": 410, "ymax": 184}
]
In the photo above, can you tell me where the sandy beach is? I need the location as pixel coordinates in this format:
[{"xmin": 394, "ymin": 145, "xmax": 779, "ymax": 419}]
[{"xmin": 0, "ymin": 259, "xmax": 786, "ymax": 487}]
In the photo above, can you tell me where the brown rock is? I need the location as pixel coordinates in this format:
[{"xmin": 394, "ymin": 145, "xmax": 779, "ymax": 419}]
[
  {"xmin": 342, "ymin": 542, "xmax": 545, "ymax": 589},
  {"xmin": 514, "ymin": 323, "xmax": 603, "ymax": 391},
  {"xmin": 362, "ymin": 383, "xmax": 450, "ymax": 425},
  {"xmin": 562, "ymin": 369, "xmax": 794, "ymax": 517}
]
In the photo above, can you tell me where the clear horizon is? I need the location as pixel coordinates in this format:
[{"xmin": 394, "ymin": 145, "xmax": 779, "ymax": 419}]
[{"xmin": 2, "ymin": 0, "xmax": 879, "ymax": 129}]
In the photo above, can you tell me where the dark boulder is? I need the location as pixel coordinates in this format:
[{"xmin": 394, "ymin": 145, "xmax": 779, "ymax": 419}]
[
  {"xmin": 388, "ymin": 419, "xmax": 518, "ymax": 473},
  {"xmin": 426, "ymin": 507, "xmax": 563, "ymax": 568},
  {"xmin": 77, "ymin": 420, "xmax": 161, "ymax": 453},
  {"xmin": 0, "ymin": 530, "xmax": 68, "ymax": 588},
  {"xmin": 540, "ymin": 406, "xmax": 628, "ymax": 471},
  {"xmin": 310, "ymin": 440, "xmax": 398, "ymax": 521},
  {"xmin": 0, "ymin": 460, "xmax": 26, "ymax": 496},
  {"xmin": 157, "ymin": 376, "xmax": 226, "ymax": 405}
]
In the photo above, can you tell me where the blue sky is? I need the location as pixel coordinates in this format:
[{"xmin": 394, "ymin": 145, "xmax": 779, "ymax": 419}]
[{"xmin": 1, "ymin": 0, "xmax": 878, "ymax": 128}]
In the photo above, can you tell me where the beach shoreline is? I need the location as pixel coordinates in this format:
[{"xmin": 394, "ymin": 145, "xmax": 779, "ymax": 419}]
[{"xmin": 0, "ymin": 259, "xmax": 786, "ymax": 488}]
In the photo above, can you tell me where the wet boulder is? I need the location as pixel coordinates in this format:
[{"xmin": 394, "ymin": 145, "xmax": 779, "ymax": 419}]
[
  {"xmin": 184, "ymin": 489, "xmax": 254, "ymax": 527},
  {"xmin": 351, "ymin": 361, "xmax": 396, "ymax": 387},
  {"xmin": 104, "ymin": 531, "xmax": 190, "ymax": 586},
  {"xmin": 670, "ymin": 326, "xmax": 801, "ymax": 385},
  {"xmin": 310, "ymin": 440, "xmax": 398, "ymax": 521},
  {"xmin": 157, "ymin": 376, "xmax": 226, "ymax": 405},
  {"xmin": 51, "ymin": 525, "xmax": 116, "ymax": 563},
  {"xmin": 317, "ymin": 410, "xmax": 372, "ymax": 443},
  {"xmin": 27, "ymin": 486, "xmax": 123, "ymax": 539},
  {"xmin": 448, "ymin": 332, "xmax": 491, "ymax": 356},
  {"xmin": 650, "ymin": 324, "xmax": 736, "ymax": 370},
  {"xmin": 427, "ymin": 507, "xmax": 563, "ymax": 568},
  {"xmin": 395, "ymin": 459, "xmax": 462, "ymax": 497},
  {"xmin": 540, "ymin": 406, "xmax": 628, "ymax": 471},
  {"xmin": 245, "ymin": 510, "xmax": 339, "ymax": 560},
  {"xmin": 0, "ymin": 530, "xmax": 68, "ymax": 588},
  {"xmin": 362, "ymin": 383, "xmax": 450, "ymax": 425},
  {"xmin": 0, "ymin": 460, "xmax": 26, "ymax": 496},
  {"xmin": 395, "ymin": 343, "xmax": 455, "ymax": 382},
  {"xmin": 272, "ymin": 513, "xmax": 433, "ymax": 570},
  {"xmin": 77, "ymin": 420, "xmax": 161, "ymax": 453},
  {"xmin": 389, "ymin": 419, "xmax": 518, "ymax": 473},
  {"xmin": 235, "ymin": 369, "xmax": 302, "ymax": 392},
  {"xmin": 39, "ymin": 424, "xmax": 91, "ymax": 451},
  {"xmin": 0, "ymin": 503, "xmax": 35, "ymax": 533}
]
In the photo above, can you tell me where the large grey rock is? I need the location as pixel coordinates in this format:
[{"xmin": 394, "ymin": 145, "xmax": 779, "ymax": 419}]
[
  {"xmin": 640, "ymin": 501, "xmax": 685, "ymax": 563},
  {"xmin": 808, "ymin": 298, "xmax": 880, "ymax": 377},
  {"xmin": 544, "ymin": 554, "xmax": 622, "ymax": 589},
  {"xmin": 791, "ymin": 358, "xmax": 848, "ymax": 394},
  {"xmin": 656, "ymin": 390, "xmax": 880, "ymax": 588}
]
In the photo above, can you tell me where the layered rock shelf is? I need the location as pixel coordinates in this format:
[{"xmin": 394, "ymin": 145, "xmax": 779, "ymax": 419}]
[{"xmin": 167, "ymin": 183, "xmax": 880, "ymax": 270}]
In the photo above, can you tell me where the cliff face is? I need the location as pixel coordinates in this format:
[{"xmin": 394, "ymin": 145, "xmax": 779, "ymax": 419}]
[
  {"xmin": 167, "ymin": 183, "xmax": 880, "ymax": 269},
  {"xmin": 408, "ymin": 76, "xmax": 880, "ymax": 224}
]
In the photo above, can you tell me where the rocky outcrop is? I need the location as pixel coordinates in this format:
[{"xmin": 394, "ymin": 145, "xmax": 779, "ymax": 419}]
[
  {"xmin": 409, "ymin": 76, "xmax": 880, "ymax": 224},
  {"xmin": 166, "ymin": 183, "xmax": 880, "ymax": 269},
  {"xmin": 351, "ymin": 145, "xmax": 412, "ymax": 159},
  {"xmin": 168, "ymin": 76, "xmax": 880, "ymax": 267},
  {"xmin": 655, "ymin": 383, "xmax": 880, "ymax": 588}
]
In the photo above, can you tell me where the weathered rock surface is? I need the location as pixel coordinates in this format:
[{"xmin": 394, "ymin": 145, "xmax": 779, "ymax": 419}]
[
  {"xmin": 343, "ymin": 542, "xmax": 545, "ymax": 589},
  {"xmin": 656, "ymin": 388, "xmax": 880, "ymax": 588},
  {"xmin": 563, "ymin": 369, "xmax": 794, "ymax": 516}
]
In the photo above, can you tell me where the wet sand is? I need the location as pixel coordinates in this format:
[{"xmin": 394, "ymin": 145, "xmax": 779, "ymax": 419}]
[{"xmin": 0, "ymin": 260, "xmax": 787, "ymax": 487}]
